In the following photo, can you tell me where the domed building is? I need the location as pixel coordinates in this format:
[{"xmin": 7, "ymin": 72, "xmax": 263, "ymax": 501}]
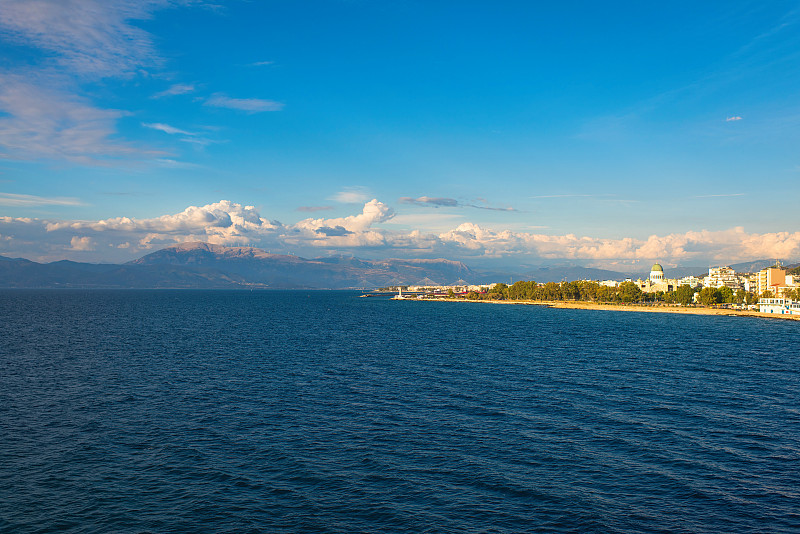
[
  {"xmin": 649, "ymin": 263, "xmax": 664, "ymax": 284},
  {"xmin": 635, "ymin": 262, "xmax": 678, "ymax": 294}
]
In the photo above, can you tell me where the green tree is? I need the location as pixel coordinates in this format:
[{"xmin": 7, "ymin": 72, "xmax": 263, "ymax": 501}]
[
  {"xmin": 697, "ymin": 287, "xmax": 721, "ymax": 306},
  {"xmin": 618, "ymin": 281, "xmax": 643, "ymax": 303},
  {"xmin": 673, "ymin": 285, "xmax": 696, "ymax": 305},
  {"xmin": 717, "ymin": 286, "xmax": 734, "ymax": 304}
]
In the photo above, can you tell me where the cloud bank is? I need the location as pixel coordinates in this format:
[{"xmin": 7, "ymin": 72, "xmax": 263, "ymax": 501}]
[{"xmin": 2, "ymin": 200, "xmax": 799, "ymax": 266}]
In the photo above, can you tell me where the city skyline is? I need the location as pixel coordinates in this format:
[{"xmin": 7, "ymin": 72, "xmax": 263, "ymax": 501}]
[{"xmin": 1, "ymin": 1, "xmax": 799, "ymax": 268}]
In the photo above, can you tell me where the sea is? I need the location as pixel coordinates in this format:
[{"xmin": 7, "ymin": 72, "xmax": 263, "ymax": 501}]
[{"xmin": 1, "ymin": 289, "xmax": 798, "ymax": 533}]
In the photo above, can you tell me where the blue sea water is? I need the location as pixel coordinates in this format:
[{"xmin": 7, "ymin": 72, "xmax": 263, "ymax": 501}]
[{"xmin": 1, "ymin": 290, "xmax": 799, "ymax": 533}]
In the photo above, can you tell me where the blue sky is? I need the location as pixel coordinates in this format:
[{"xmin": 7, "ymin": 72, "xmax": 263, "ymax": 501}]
[{"xmin": 0, "ymin": 0, "xmax": 799, "ymax": 270}]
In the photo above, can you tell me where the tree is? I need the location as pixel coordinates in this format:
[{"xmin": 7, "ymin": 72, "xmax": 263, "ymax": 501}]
[
  {"xmin": 618, "ymin": 281, "xmax": 643, "ymax": 303},
  {"xmin": 673, "ymin": 285, "xmax": 696, "ymax": 305},
  {"xmin": 697, "ymin": 287, "xmax": 721, "ymax": 306},
  {"xmin": 717, "ymin": 286, "xmax": 734, "ymax": 304}
]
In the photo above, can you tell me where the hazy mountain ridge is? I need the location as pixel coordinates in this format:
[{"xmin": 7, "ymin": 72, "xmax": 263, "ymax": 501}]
[
  {"xmin": 1, "ymin": 243, "xmax": 476, "ymax": 289},
  {"xmin": 1, "ymin": 243, "xmax": 796, "ymax": 288}
]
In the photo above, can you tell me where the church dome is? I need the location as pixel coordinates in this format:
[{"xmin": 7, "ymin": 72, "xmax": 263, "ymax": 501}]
[{"xmin": 650, "ymin": 264, "xmax": 663, "ymax": 272}]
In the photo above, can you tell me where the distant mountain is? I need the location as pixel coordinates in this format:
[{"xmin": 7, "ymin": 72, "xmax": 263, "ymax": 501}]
[
  {"xmin": 4, "ymin": 243, "xmax": 794, "ymax": 289},
  {"xmin": 128, "ymin": 242, "xmax": 476, "ymax": 288},
  {"xmin": 0, "ymin": 253, "xmax": 251, "ymax": 289},
  {"xmin": 727, "ymin": 259, "xmax": 797, "ymax": 274},
  {"xmin": 0, "ymin": 242, "xmax": 476, "ymax": 289}
]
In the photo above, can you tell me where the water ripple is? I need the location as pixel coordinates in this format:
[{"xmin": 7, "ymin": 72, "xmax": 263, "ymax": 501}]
[{"xmin": 1, "ymin": 290, "xmax": 799, "ymax": 533}]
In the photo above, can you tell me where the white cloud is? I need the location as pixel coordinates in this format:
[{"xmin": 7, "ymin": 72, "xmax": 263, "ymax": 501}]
[
  {"xmin": 0, "ymin": 75, "xmax": 136, "ymax": 163},
  {"xmin": 0, "ymin": 192, "xmax": 84, "ymax": 207},
  {"xmin": 296, "ymin": 206, "xmax": 334, "ymax": 213},
  {"xmin": 3, "ymin": 201, "xmax": 800, "ymax": 265},
  {"xmin": 330, "ymin": 187, "xmax": 371, "ymax": 204},
  {"xmin": 142, "ymin": 122, "xmax": 195, "ymax": 136},
  {"xmin": 152, "ymin": 83, "xmax": 195, "ymax": 99},
  {"xmin": 0, "ymin": 0, "xmax": 165, "ymax": 78},
  {"xmin": 692, "ymin": 193, "xmax": 745, "ymax": 198},
  {"xmin": 0, "ymin": 1, "xmax": 205, "ymax": 163},
  {"xmin": 726, "ymin": 116, "xmax": 743, "ymax": 121},
  {"xmin": 205, "ymin": 94, "xmax": 284, "ymax": 112},
  {"xmin": 70, "ymin": 236, "xmax": 95, "ymax": 251},
  {"xmin": 400, "ymin": 196, "xmax": 516, "ymax": 211}
]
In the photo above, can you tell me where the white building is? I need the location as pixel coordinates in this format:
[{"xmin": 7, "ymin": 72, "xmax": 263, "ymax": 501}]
[
  {"xmin": 759, "ymin": 297, "xmax": 800, "ymax": 315},
  {"xmin": 678, "ymin": 276, "xmax": 702, "ymax": 288},
  {"xmin": 703, "ymin": 266, "xmax": 741, "ymax": 290}
]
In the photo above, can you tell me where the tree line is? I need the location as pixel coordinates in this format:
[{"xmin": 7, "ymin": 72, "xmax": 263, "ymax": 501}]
[{"xmin": 459, "ymin": 280, "xmax": 770, "ymax": 306}]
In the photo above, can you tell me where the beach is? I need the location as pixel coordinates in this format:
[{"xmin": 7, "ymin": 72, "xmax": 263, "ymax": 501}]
[{"xmin": 414, "ymin": 297, "xmax": 800, "ymax": 321}]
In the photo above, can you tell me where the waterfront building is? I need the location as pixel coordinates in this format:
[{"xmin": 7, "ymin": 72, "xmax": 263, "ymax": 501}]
[
  {"xmin": 759, "ymin": 297, "xmax": 800, "ymax": 315},
  {"xmin": 757, "ymin": 264, "xmax": 797, "ymax": 297},
  {"xmin": 636, "ymin": 263, "xmax": 679, "ymax": 293},
  {"xmin": 649, "ymin": 264, "xmax": 664, "ymax": 284},
  {"xmin": 678, "ymin": 276, "xmax": 702, "ymax": 288},
  {"xmin": 703, "ymin": 266, "xmax": 742, "ymax": 290}
]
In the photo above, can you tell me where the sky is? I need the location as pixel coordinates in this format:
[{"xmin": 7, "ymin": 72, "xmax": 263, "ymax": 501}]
[{"xmin": 0, "ymin": 0, "xmax": 799, "ymax": 271}]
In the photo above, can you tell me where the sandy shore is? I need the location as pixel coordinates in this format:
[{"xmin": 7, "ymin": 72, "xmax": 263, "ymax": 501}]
[{"xmin": 413, "ymin": 297, "xmax": 800, "ymax": 321}]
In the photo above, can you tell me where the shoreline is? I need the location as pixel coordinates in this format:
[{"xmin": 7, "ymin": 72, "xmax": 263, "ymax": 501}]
[{"xmin": 410, "ymin": 297, "xmax": 800, "ymax": 321}]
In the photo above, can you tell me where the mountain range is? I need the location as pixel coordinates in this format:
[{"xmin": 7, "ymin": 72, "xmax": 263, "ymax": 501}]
[
  {"xmin": 1, "ymin": 242, "xmax": 795, "ymax": 289},
  {"xmin": 0, "ymin": 242, "xmax": 476, "ymax": 289}
]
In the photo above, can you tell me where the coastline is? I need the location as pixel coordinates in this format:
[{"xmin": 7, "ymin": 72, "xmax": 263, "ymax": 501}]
[{"xmin": 411, "ymin": 297, "xmax": 800, "ymax": 321}]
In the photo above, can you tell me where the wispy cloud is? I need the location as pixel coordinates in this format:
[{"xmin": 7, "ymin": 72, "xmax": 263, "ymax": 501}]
[
  {"xmin": 248, "ymin": 61, "xmax": 274, "ymax": 67},
  {"xmin": 297, "ymin": 205, "xmax": 334, "ymax": 212},
  {"xmin": 400, "ymin": 196, "xmax": 516, "ymax": 211},
  {"xmin": 0, "ymin": 0, "xmax": 163, "ymax": 78},
  {"xmin": 0, "ymin": 1, "xmax": 202, "ymax": 163},
  {"xmin": 0, "ymin": 75, "xmax": 138, "ymax": 163},
  {"xmin": 692, "ymin": 193, "xmax": 745, "ymax": 198},
  {"xmin": 152, "ymin": 83, "xmax": 195, "ymax": 99},
  {"xmin": 0, "ymin": 192, "xmax": 84, "ymax": 207},
  {"xmin": 142, "ymin": 122, "xmax": 195, "ymax": 136},
  {"xmin": 154, "ymin": 158, "xmax": 202, "ymax": 169},
  {"xmin": 726, "ymin": 116, "xmax": 743, "ymax": 121},
  {"xmin": 531, "ymin": 194, "xmax": 612, "ymax": 199},
  {"xmin": 331, "ymin": 187, "xmax": 371, "ymax": 204},
  {"xmin": 400, "ymin": 196, "xmax": 459, "ymax": 208},
  {"xmin": 205, "ymin": 94, "xmax": 284, "ymax": 112}
]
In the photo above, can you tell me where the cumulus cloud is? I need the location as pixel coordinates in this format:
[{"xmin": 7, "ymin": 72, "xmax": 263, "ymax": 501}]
[
  {"xmin": 205, "ymin": 94, "xmax": 284, "ymax": 112},
  {"xmin": 2, "ymin": 200, "xmax": 800, "ymax": 265},
  {"xmin": 69, "ymin": 236, "xmax": 95, "ymax": 251}
]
